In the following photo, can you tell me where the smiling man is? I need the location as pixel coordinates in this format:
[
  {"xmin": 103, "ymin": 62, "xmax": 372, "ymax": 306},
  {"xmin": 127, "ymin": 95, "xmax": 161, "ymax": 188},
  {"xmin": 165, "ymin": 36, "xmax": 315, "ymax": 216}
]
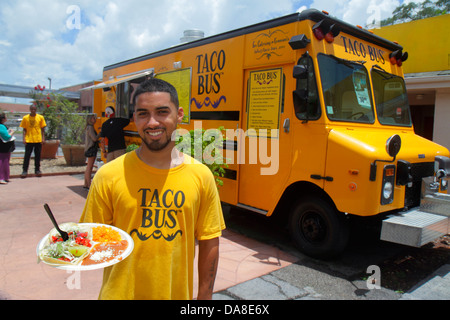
[{"xmin": 80, "ymin": 78, "xmax": 225, "ymax": 300}]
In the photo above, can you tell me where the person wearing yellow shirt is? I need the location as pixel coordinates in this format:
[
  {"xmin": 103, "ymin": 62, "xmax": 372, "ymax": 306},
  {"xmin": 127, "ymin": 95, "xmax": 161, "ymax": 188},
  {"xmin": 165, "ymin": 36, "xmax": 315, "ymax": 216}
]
[
  {"xmin": 20, "ymin": 105, "xmax": 46, "ymax": 178},
  {"xmin": 80, "ymin": 78, "xmax": 226, "ymax": 300}
]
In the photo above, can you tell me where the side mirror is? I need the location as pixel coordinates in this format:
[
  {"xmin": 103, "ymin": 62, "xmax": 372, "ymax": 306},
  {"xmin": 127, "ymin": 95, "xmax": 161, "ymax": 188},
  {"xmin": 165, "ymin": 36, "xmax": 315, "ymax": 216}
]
[
  {"xmin": 293, "ymin": 65, "xmax": 308, "ymax": 79},
  {"xmin": 293, "ymin": 65, "xmax": 309, "ymax": 113},
  {"xmin": 386, "ymin": 134, "xmax": 401, "ymax": 159},
  {"xmin": 370, "ymin": 134, "xmax": 402, "ymax": 181}
]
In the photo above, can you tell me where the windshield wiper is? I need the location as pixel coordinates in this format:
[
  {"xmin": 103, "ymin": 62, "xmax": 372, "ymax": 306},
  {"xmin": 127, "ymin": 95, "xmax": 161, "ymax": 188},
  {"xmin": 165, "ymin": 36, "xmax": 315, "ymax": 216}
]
[
  {"xmin": 373, "ymin": 64, "xmax": 386, "ymax": 72},
  {"xmin": 328, "ymin": 55, "xmax": 358, "ymax": 69},
  {"xmin": 373, "ymin": 65, "xmax": 396, "ymax": 80}
]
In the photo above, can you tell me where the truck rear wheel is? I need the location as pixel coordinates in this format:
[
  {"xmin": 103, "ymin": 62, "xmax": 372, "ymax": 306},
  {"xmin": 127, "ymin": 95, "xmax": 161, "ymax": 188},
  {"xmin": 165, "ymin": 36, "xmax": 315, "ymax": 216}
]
[{"xmin": 289, "ymin": 197, "xmax": 349, "ymax": 259}]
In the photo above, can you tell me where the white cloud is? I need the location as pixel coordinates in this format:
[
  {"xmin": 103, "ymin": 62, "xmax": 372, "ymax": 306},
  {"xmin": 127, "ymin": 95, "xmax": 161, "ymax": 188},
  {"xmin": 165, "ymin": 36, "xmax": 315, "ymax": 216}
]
[
  {"xmin": 310, "ymin": 0, "xmax": 400, "ymax": 27},
  {"xmin": 0, "ymin": 40, "xmax": 11, "ymax": 46},
  {"xmin": 0, "ymin": 0, "xmax": 403, "ymax": 95},
  {"xmin": 297, "ymin": 5, "xmax": 309, "ymax": 12}
]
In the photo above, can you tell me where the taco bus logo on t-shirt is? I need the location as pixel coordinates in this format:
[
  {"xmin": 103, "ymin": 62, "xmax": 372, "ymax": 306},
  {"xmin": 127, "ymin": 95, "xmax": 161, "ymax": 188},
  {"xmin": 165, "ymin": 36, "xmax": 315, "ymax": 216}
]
[{"xmin": 130, "ymin": 188, "xmax": 185, "ymax": 242}]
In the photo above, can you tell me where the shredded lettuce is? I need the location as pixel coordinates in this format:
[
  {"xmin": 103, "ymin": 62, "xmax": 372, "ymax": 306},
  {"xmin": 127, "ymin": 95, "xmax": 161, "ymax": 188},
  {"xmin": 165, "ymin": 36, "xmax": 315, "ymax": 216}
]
[{"xmin": 46, "ymin": 240, "xmax": 77, "ymax": 260}]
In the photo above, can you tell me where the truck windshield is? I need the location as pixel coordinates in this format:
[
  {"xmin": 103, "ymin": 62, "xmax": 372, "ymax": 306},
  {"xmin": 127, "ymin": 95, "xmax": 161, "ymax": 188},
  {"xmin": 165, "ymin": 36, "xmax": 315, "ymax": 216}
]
[
  {"xmin": 318, "ymin": 54, "xmax": 375, "ymax": 123},
  {"xmin": 371, "ymin": 68, "xmax": 412, "ymax": 126}
]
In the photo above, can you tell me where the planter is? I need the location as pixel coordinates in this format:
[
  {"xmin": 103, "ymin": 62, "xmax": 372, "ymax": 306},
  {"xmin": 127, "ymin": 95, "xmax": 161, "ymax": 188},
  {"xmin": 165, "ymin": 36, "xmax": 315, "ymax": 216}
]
[
  {"xmin": 61, "ymin": 144, "xmax": 86, "ymax": 166},
  {"xmin": 41, "ymin": 140, "xmax": 60, "ymax": 159}
]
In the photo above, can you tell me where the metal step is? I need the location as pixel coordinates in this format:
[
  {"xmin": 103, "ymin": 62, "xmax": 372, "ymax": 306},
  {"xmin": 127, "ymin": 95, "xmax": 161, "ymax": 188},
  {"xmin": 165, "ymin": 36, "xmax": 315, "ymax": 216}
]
[
  {"xmin": 420, "ymin": 176, "xmax": 450, "ymax": 217},
  {"xmin": 421, "ymin": 193, "xmax": 450, "ymax": 217},
  {"xmin": 380, "ymin": 209, "xmax": 449, "ymax": 247}
]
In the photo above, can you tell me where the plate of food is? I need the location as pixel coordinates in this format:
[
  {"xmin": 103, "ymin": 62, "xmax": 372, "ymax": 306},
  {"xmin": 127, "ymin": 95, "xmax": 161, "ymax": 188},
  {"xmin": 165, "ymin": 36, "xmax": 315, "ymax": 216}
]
[{"xmin": 37, "ymin": 222, "xmax": 134, "ymax": 271}]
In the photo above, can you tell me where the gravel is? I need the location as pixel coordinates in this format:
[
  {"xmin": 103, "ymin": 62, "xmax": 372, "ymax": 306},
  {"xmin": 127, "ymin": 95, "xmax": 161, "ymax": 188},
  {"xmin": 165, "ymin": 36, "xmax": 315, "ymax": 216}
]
[{"xmin": 9, "ymin": 157, "xmax": 91, "ymax": 176}]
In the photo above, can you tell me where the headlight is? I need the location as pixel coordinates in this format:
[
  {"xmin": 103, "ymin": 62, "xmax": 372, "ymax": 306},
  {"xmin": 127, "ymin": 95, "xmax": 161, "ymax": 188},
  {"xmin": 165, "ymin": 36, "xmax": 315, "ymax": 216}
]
[
  {"xmin": 381, "ymin": 165, "xmax": 395, "ymax": 205},
  {"xmin": 382, "ymin": 181, "xmax": 393, "ymax": 200}
]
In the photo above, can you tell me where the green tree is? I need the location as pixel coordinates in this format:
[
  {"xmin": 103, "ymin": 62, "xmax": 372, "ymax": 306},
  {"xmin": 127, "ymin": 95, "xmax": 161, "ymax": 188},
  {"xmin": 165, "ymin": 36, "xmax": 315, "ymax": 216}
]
[
  {"xmin": 59, "ymin": 98, "xmax": 87, "ymax": 145},
  {"xmin": 174, "ymin": 127, "xmax": 228, "ymax": 188},
  {"xmin": 381, "ymin": 0, "xmax": 449, "ymax": 26}
]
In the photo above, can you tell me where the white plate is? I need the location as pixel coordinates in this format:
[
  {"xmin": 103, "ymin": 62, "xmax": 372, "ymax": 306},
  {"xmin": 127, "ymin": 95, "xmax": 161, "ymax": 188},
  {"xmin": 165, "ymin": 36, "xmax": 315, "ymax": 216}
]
[{"xmin": 36, "ymin": 223, "xmax": 134, "ymax": 271}]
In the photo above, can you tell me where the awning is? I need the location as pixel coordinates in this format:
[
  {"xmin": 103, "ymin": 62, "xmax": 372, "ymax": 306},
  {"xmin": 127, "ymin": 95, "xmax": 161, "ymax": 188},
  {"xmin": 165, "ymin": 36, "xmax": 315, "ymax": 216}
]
[
  {"xmin": 0, "ymin": 83, "xmax": 81, "ymax": 99},
  {"xmin": 80, "ymin": 69, "xmax": 154, "ymax": 91}
]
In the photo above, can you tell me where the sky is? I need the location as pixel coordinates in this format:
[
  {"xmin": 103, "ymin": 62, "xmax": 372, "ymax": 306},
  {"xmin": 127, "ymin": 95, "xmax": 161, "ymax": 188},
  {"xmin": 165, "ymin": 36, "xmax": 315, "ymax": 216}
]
[{"xmin": 0, "ymin": 0, "xmax": 409, "ymax": 103}]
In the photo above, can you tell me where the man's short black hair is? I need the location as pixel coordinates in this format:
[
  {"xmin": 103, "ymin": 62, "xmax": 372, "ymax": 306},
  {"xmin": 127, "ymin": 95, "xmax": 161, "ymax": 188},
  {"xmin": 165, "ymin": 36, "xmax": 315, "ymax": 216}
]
[{"xmin": 132, "ymin": 77, "xmax": 179, "ymax": 108}]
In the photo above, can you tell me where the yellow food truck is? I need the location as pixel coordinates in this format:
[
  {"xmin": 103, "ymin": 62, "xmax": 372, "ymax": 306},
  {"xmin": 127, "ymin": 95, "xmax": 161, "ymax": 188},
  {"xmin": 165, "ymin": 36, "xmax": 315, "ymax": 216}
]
[{"xmin": 86, "ymin": 9, "xmax": 450, "ymax": 258}]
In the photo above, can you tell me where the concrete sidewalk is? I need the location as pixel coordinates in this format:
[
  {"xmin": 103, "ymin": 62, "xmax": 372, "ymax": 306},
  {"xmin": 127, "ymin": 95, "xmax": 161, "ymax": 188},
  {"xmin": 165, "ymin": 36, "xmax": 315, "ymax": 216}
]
[
  {"xmin": 0, "ymin": 174, "xmax": 296, "ymax": 300},
  {"xmin": 1, "ymin": 174, "xmax": 448, "ymax": 300}
]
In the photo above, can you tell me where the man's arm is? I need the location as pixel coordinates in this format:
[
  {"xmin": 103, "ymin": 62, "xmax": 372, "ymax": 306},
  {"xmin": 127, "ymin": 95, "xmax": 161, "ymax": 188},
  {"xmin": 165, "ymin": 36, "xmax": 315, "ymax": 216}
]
[
  {"xmin": 22, "ymin": 128, "xmax": 27, "ymax": 144},
  {"xmin": 197, "ymin": 237, "xmax": 219, "ymax": 300},
  {"xmin": 120, "ymin": 117, "xmax": 131, "ymax": 127}
]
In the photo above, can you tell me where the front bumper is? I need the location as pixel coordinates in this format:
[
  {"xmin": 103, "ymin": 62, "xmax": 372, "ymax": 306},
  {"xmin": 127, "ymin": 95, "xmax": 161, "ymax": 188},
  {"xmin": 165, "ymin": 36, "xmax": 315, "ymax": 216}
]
[{"xmin": 380, "ymin": 174, "xmax": 450, "ymax": 247}]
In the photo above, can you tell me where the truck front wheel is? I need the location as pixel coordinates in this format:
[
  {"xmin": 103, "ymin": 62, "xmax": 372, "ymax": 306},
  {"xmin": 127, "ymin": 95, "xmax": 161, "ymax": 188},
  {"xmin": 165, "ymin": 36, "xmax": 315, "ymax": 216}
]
[{"xmin": 289, "ymin": 197, "xmax": 349, "ymax": 259}]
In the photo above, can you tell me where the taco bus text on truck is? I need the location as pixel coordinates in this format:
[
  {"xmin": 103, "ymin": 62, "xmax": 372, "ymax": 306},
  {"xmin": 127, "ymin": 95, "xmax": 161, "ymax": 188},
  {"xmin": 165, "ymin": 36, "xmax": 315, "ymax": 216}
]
[{"xmin": 84, "ymin": 9, "xmax": 450, "ymax": 258}]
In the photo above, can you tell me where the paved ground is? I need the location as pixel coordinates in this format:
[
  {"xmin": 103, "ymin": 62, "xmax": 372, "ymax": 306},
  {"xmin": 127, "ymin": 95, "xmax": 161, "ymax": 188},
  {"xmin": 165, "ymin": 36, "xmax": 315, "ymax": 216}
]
[
  {"xmin": 1, "ymin": 172, "xmax": 448, "ymax": 301},
  {"xmin": 0, "ymin": 174, "xmax": 295, "ymax": 300}
]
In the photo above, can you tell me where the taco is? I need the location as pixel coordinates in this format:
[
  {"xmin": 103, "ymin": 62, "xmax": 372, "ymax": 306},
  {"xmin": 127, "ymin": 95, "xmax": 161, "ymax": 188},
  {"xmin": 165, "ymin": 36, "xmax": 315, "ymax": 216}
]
[{"xmin": 39, "ymin": 223, "xmax": 93, "ymax": 265}]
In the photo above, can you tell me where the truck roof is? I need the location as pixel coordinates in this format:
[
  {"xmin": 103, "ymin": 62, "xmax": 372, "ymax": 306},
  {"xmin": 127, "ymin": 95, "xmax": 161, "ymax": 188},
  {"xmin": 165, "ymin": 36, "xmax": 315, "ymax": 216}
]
[{"xmin": 104, "ymin": 8, "xmax": 402, "ymax": 71}]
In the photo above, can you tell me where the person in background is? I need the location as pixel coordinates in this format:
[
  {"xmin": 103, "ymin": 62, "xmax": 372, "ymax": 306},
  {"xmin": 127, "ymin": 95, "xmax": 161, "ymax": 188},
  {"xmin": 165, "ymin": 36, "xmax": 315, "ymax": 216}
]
[
  {"xmin": 83, "ymin": 114, "xmax": 100, "ymax": 189},
  {"xmin": 20, "ymin": 105, "xmax": 46, "ymax": 178},
  {"xmin": 100, "ymin": 107, "xmax": 130, "ymax": 162},
  {"xmin": 0, "ymin": 112, "xmax": 15, "ymax": 184},
  {"xmin": 80, "ymin": 78, "xmax": 225, "ymax": 299}
]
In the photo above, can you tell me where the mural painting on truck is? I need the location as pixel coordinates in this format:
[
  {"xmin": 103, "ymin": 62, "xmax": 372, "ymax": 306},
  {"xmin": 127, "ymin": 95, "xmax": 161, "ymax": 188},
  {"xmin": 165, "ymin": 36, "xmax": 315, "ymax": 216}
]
[{"xmin": 84, "ymin": 9, "xmax": 450, "ymax": 259}]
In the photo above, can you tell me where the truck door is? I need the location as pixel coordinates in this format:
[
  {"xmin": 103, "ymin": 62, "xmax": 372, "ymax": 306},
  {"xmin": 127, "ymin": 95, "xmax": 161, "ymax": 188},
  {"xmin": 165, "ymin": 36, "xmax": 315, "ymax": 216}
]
[{"xmin": 237, "ymin": 66, "xmax": 293, "ymax": 214}]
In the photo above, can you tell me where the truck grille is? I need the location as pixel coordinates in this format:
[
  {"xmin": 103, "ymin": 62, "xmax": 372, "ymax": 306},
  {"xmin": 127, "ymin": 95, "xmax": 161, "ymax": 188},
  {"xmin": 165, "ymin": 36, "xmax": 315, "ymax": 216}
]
[{"xmin": 404, "ymin": 162, "xmax": 435, "ymax": 208}]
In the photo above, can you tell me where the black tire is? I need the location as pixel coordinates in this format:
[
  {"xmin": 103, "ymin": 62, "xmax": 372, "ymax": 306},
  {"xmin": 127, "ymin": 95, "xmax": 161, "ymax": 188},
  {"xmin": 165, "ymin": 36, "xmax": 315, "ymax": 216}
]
[{"xmin": 289, "ymin": 196, "xmax": 349, "ymax": 259}]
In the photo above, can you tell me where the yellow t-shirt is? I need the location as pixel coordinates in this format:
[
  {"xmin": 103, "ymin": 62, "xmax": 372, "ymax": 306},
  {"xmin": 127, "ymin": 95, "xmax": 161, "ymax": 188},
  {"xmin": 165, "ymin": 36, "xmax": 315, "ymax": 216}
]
[
  {"xmin": 80, "ymin": 151, "xmax": 226, "ymax": 300},
  {"xmin": 20, "ymin": 114, "xmax": 46, "ymax": 143}
]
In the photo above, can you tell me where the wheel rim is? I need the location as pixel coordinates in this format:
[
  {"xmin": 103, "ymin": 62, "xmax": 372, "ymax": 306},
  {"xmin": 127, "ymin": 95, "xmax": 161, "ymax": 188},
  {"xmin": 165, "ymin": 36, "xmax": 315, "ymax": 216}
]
[{"xmin": 300, "ymin": 210, "xmax": 327, "ymax": 244}]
